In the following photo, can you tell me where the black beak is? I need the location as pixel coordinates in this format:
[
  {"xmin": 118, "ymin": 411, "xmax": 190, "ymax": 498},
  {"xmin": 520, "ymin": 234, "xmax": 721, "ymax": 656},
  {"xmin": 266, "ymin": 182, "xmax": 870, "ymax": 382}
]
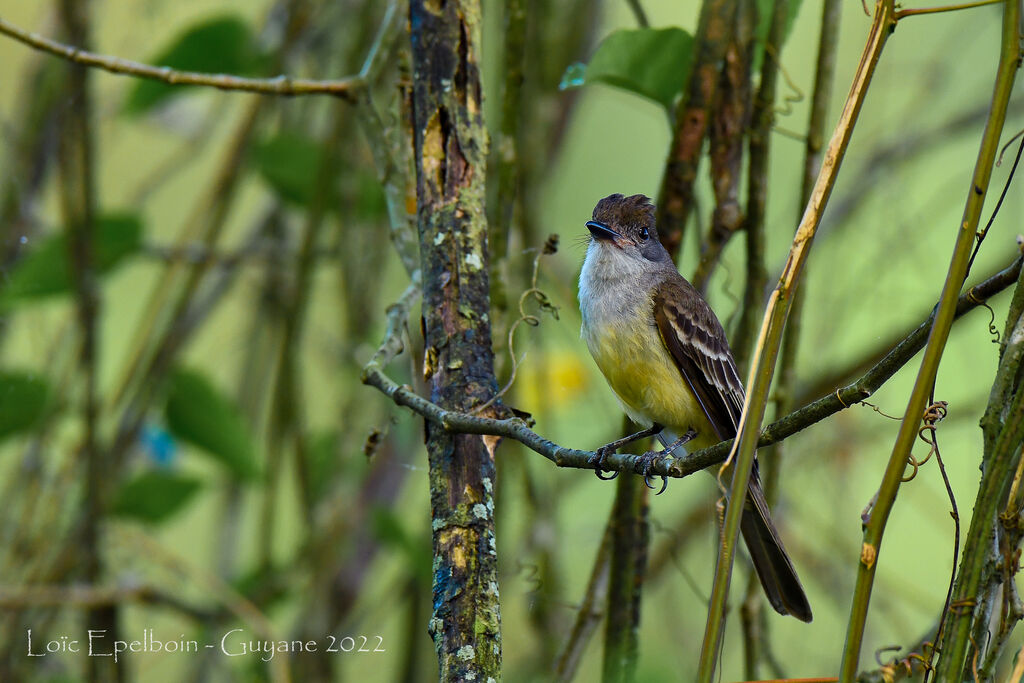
[{"xmin": 586, "ymin": 220, "xmax": 621, "ymax": 242}]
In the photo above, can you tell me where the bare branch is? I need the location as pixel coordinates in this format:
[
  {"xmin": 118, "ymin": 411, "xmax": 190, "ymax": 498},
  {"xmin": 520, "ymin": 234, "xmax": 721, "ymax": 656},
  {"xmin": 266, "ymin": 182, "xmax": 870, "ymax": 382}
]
[{"xmin": 0, "ymin": 15, "xmax": 364, "ymax": 99}]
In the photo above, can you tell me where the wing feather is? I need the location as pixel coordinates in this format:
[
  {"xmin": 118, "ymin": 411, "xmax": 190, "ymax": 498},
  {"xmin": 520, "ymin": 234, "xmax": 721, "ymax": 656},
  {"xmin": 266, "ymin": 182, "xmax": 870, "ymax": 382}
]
[{"xmin": 652, "ymin": 279, "xmax": 745, "ymax": 440}]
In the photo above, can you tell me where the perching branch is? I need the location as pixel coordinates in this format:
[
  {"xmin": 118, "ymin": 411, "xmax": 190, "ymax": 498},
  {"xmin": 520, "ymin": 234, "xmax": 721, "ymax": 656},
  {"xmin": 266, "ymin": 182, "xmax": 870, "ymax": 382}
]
[
  {"xmin": 364, "ymin": 251, "xmax": 1023, "ymax": 481},
  {"xmin": 0, "ymin": 15, "xmax": 365, "ymax": 99}
]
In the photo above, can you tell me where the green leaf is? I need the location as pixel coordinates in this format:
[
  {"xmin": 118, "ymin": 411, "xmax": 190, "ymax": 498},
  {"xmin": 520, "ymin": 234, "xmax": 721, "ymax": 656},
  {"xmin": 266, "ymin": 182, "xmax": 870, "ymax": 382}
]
[
  {"xmin": 251, "ymin": 132, "xmax": 326, "ymax": 206},
  {"xmin": 123, "ymin": 16, "xmax": 265, "ymax": 114},
  {"xmin": 0, "ymin": 214, "xmax": 143, "ymax": 308},
  {"xmin": 753, "ymin": 0, "xmax": 804, "ymax": 70},
  {"xmin": 560, "ymin": 28, "xmax": 695, "ymax": 110},
  {"xmin": 164, "ymin": 369, "xmax": 260, "ymax": 480},
  {"xmin": 112, "ymin": 471, "xmax": 202, "ymax": 523},
  {"xmin": 0, "ymin": 370, "xmax": 50, "ymax": 441}
]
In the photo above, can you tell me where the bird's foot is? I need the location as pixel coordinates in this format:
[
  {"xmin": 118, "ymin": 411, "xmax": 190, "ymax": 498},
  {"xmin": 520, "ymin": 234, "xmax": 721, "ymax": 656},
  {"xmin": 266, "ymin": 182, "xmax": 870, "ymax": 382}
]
[
  {"xmin": 636, "ymin": 450, "xmax": 670, "ymax": 495},
  {"xmin": 589, "ymin": 444, "xmax": 620, "ymax": 480},
  {"xmin": 589, "ymin": 424, "xmax": 664, "ymax": 481},
  {"xmin": 636, "ymin": 430, "xmax": 697, "ymax": 495}
]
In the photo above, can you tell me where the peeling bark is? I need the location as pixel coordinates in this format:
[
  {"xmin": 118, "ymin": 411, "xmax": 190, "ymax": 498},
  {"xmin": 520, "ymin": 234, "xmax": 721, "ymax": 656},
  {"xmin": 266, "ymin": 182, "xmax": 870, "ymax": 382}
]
[{"xmin": 409, "ymin": 1, "xmax": 502, "ymax": 680}]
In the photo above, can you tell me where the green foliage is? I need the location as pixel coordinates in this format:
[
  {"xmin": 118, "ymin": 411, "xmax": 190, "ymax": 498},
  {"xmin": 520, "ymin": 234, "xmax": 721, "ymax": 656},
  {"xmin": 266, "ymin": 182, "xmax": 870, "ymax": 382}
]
[
  {"xmin": 307, "ymin": 429, "xmax": 340, "ymax": 503},
  {"xmin": 123, "ymin": 16, "xmax": 266, "ymax": 114},
  {"xmin": 164, "ymin": 368, "xmax": 260, "ymax": 480},
  {"xmin": 233, "ymin": 561, "xmax": 290, "ymax": 608},
  {"xmin": 0, "ymin": 214, "xmax": 143, "ymax": 308},
  {"xmin": 112, "ymin": 470, "xmax": 202, "ymax": 523},
  {"xmin": 251, "ymin": 132, "xmax": 328, "ymax": 207},
  {"xmin": 353, "ymin": 170, "xmax": 388, "ymax": 221},
  {"xmin": 753, "ymin": 0, "xmax": 805, "ymax": 70},
  {"xmin": 559, "ymin": 28, "xmax": 695, "ymax": 110},
  {"xmin": 0, "ymin": 370, "xmax": 50, "ymax": 441},
  {"xmin": 558, "ymin": 4, "xmax": 805, "ymax": 109}
]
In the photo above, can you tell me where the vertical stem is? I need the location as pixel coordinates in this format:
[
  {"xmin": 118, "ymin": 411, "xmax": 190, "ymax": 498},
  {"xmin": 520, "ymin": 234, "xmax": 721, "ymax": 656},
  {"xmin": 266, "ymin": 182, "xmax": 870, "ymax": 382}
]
[
  {"xmin": 937, "ymin": 297, "xmax": 1024, "ymax": 677},
  {"xmin": 690, "ymin": 0, "xmax": 755, "ymax": 294},
  {"xmin": 53, "ymin": 0, "xmax": 126, "ymax": 680},
  {"xmin": 734, "ymin": 0, "xmax": 787, "ymax": 365},
  {"xmin": 488, "ymin": 0, "xmax": 525, "ymax": 318},
  {"xmin": 656, "ymin": 0, "xmax": 737, "ymax": 258},
  {"xmin": 843, "ymin": 0, "xmax": 1020, "ymax": 679},
  {"xmin": 264, "ymin": 106, "xmax": 348, "ymax": 554},
  {"xmin": 409, "ymin": 1, "xmax": 502, "ymax": 679},
  {"xmin": 554, "ymin": 511, "xmax": 613, "ymax": 682},
  {"xmin": 697, "ymin": 2, "xmax": 896, "ymax": 680},
  {"xmin": 55, "ymin": 1, "xmax": 115, "ymax": 681},
  {"xmin": 602, "ymin": 473, "xmax": 648, "ymax": 683},
  {"xmin": 742, "ymin": 0, "xmax": 841, "ymax": 675}
]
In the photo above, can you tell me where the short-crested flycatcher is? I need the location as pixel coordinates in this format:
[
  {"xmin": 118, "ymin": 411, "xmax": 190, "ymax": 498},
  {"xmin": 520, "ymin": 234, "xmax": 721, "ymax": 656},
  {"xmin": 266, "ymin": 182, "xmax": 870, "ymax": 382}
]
[{"xmin": 578, "ymin": 193, "xmax": 812, "ymax": 622}]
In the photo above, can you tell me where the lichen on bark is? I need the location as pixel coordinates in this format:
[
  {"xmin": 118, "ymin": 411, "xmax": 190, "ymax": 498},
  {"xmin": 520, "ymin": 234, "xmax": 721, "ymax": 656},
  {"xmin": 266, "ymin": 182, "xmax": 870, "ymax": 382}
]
[{"xmin": 409, "ymin": 0, "xmax": 502, "ymax": 679}]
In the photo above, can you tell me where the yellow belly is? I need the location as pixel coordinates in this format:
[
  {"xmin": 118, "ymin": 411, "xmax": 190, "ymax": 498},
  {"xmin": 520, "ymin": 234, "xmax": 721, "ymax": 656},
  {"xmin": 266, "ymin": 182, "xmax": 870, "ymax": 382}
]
[{"xmin": 582, "ymin": 317, "xmax": 718, "ymax": 451}]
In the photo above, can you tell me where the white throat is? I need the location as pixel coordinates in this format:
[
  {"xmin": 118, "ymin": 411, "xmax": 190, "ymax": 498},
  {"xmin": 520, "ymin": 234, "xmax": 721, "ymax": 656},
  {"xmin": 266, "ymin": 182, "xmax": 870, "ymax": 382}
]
[{"xmin": 578, "ymin": 241, "xmax": 650, "ymax": 330}]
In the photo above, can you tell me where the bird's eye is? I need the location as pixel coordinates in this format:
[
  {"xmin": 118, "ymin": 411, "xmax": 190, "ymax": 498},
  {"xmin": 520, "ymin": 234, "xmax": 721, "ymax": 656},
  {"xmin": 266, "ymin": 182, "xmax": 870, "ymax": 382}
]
[{"xmin": 640, "ymin": 227, "xmax": 650, "ymax": 241}]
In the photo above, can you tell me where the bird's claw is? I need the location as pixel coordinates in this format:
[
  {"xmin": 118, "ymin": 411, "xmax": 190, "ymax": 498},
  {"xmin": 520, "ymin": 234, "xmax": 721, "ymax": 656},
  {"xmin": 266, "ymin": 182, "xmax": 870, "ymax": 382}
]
[
  {"xmin": 589, "ymin": 446, "xmax": 620, "ymax": 480},
  {"xmin": 637, "ymin": 450, "xmax": 669, "ymax": 495}
]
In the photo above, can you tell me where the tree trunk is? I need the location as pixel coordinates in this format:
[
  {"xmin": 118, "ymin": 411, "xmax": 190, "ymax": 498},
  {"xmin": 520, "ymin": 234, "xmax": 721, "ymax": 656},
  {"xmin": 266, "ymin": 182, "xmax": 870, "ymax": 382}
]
[{"xmin": 409, "ymin": 1, "xmax": 502, "ymax": 680}]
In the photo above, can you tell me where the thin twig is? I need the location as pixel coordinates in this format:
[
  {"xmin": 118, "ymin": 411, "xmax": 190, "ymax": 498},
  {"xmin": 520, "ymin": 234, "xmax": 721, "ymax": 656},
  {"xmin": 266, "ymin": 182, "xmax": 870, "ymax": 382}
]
[
  {"xmin": 0, "ymin": 16, "xmax": 364, "ymax": 99},
  {"xmin": 624, "ymin": 0, "xmax": 650, "ymax": 27},
  {"xmin": 602, "ymin": 473, "xmax": 647, "ymax": 683},
  {"xmin": 478, "ymin": 239, "xmax": 559, "ymax": 414},
  {"xmin": 895, "ymin": 0, "xmax": 1001, "ymax": 19}
]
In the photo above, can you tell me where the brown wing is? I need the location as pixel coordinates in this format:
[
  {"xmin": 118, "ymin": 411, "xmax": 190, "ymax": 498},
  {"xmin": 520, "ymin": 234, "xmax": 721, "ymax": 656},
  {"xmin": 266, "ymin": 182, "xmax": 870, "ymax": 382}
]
[
  {"xmin": 652, "ymin": 277, "xmax": 745, "ymax": 440},
  {"xmin": 654, "ymin": 277, "xmax": 813, "ymax": 621}
]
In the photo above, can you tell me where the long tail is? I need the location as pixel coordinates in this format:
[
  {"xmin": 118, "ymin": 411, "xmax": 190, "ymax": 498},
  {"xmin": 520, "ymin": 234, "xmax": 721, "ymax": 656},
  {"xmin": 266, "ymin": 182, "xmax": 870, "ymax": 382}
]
[
  {"xmin": 656, "ymin": 432, "xmax": 812, "ymax": 621},
  {"xmin": 740, "ymin": 475, "xmax": 813, "ymax": 622}
]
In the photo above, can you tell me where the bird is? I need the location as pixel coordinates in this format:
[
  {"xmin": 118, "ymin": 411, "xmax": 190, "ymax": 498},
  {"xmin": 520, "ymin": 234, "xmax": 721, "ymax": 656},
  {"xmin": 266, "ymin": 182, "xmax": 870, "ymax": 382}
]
[{"xmin": 577, "ymin": 192, "xmax": 812, "ymax": 622}]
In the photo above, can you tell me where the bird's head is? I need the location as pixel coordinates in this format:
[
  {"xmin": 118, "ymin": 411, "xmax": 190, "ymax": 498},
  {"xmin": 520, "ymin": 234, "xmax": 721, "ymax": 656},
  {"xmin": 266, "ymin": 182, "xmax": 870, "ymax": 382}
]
[{"xmin": 586, "ymin": 194, "xmax": 670, "ymax": 264}]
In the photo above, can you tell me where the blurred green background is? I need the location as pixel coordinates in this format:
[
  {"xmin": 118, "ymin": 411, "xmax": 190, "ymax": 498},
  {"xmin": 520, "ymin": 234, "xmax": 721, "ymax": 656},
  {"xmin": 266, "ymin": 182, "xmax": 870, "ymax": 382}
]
[{"xmin": 0, "ymin": 0, "xmax": 1022, "ymax": 680}]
